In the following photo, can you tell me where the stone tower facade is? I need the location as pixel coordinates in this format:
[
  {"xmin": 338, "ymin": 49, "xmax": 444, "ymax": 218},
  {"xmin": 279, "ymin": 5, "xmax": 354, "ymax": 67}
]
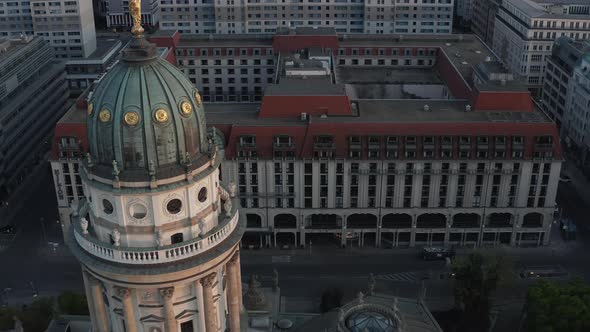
[{"xmin": 66, "ymin": 4, "xmax": 245, "ymax": 331}]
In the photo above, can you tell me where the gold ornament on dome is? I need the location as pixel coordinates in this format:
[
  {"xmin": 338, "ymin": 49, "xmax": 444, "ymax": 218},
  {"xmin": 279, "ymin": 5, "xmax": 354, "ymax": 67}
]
[
  {"xmin": 124, "ymin": 111, "xmax": 140, "ymax": 126},
  {"xmin": 195, "ymin": 91, "xmax": 202, "ymax": 108},
  {"xmin": 180, "ymin": 101, "xmax": 193, "ymax": 116},
  {"xmin": 87, "ymin": 102, "xmax": 94, "ymax": 115},
  {"xmin": 154, "ymin": 109, "xmax": 169, "ymax": 123},
  {"xmin": 129, "ymin": 0, "xmax": 144, "ymax": 36},
  {"xmin": 99, "ymin": 109, "xmax": 111, "ymax": 122}
]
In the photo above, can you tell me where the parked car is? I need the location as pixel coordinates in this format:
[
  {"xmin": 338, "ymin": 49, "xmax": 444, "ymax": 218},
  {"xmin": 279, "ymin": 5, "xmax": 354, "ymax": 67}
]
[
  {"xmin": 421, "ymin": 246, "xmax": 454, "ymax": 260},
  {"xmin": 559, "ymin": 175, "xmax": 571, "ymax": 183}
]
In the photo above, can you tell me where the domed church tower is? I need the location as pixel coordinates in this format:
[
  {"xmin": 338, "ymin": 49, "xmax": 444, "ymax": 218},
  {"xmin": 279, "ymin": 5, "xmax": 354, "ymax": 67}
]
[{"xmin": 67, "ymin": 2, "xmax": 245, "ymax": 331}]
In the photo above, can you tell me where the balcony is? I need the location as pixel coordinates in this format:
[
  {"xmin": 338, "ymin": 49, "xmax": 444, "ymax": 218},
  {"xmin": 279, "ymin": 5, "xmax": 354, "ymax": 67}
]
[
  {"xmin": 534, "ymin": 143, "xmax": 553, "ymax": 151},
  {"xmin": 72, "ymin": 196, "xmax": 240, "ymax": 265},
  {"xmin": 314, "ymin": 142, "xmax": 335, "ymax": 149},
  {"xmin": 274, "ymin": 141, "xmax": 293, "ymax": 149}
]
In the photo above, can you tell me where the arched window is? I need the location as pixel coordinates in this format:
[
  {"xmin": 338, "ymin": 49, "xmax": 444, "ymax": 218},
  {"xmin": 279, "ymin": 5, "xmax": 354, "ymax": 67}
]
[{"xmin": 171, "ymin": 233, "xmax": 183, "ymax": 244}]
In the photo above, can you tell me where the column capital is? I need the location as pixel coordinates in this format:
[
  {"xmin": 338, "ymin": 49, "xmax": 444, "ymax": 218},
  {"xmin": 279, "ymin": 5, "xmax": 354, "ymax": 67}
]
[
  {"xmin": 159, "ymin": 287, "xmax": 175, "ymax": 300},
  {"xmin": 115, "ymin": 286, "xmax": 131, "ymax": 299},
  {"xmin": 84, "ymin": 271, "xmax": 101, "ymax": 286},
  {"xmin": 200, "ymin": 272, "xmax": 217, "ymax": 288},
  {"xmin": 228, "ymin": 251, "xmax": 240, "ymax": 266}
]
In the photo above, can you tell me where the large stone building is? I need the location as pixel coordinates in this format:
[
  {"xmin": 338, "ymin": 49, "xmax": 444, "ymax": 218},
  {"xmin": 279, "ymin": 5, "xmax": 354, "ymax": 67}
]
[
  {"xmin": 0, "ymin": 0, "xmax": 97, "ymax": 58},
  {"xmin": 493, "ymin": 0, "xmax": 590, "ymax": 97},
  {"xmin": 64, "ymin": 6, "xmax": 246, "ymax": 331},
  {"xmin": 52, "ymin": 28, "xmax": 563, "ymax": 251},
  {"xmin": 159, "ymin": 0, "xmax": 454, "ymax": 35},
  {"xmin": 0, "ymin": 36, "xmax": 69, "ymax": 223}
]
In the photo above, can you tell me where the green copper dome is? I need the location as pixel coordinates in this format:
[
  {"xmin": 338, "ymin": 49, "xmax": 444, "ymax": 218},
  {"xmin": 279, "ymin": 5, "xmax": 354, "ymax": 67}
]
[{"xmin": 87, "ymin": 39, "xmax": 208, "ymax": 181}]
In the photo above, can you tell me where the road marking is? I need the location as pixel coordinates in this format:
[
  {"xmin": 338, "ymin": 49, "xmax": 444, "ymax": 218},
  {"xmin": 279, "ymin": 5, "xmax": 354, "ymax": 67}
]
[{"xmin": 271, "ymin": 255, "xmax": 291, "ymax": 263}]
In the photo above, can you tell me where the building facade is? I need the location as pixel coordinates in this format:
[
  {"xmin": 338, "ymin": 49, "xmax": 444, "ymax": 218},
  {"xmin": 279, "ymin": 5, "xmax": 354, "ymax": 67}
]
[
  {"xmin": 64, "ymin": 10, "xmax": 246, "ymax": 331},
  {"xmin": 161, "ymin": 30, "xmax": 561, "ymax": 249},
  {"xmin": 105, "ymin": 0, "xmax": 159, "ymax": 28},
  {"xmin": 564, "ymin": 54, "xmax": 590, "ymax": 171},
  {"xmin": 159, "ymin": 0, "xmax": 454, "ymax": 35},
  {"xmin": 0, "ymin": 36, "xmax": 68, "ymax": 217},
  {"xmin": 470, "ymin": 0, "xmax": 501, "ymax": 46},
  {"xmin": 0, "ymin": 0, "xmax": 34, "ymax": 37},
  {"xmin": 455, "ymin": 0, "xmax": 473, "ymax": 24},
  {"xmin": 493, "ymin": 0, "xmax": 590, "ymax": 97},
  {"xmin": 542, "ymin": 37, "xmax": 589, "ymax": 128},
  {"xmin": 30, "ymin": 0, "xmax": 97, "ymax": 58},
  {"xmin": 0, "ymin": 0, "xmax": 96, "ymax": 58}
]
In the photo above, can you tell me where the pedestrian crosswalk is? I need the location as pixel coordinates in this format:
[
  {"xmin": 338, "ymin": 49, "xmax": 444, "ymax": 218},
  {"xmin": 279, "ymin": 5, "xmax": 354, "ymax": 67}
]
[{"xmin": 375, "ymin": 271, "xmax": 435, "ymax": 283}]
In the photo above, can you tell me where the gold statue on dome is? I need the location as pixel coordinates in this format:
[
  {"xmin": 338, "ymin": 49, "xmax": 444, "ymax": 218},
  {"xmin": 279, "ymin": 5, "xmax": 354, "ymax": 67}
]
[{"xmin": 129, "ymin": 0, "xmax": 144, "ymax": 36}]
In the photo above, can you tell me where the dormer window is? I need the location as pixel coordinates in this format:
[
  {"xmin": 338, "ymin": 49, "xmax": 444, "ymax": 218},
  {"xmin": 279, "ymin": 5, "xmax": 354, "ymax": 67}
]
[
  {"xmin": 239, "ymin": 135, "xmax": 256, "ymax": 147},
  {"xmin": 274, "ymin": 135, "xmax": 292, "ymax": 147},
  {"xmin": 349, "ymin": 136, "xmax": 361, "ymax": 146},
  {"xmin": 405, "ymin": 136, "xmax": 417, "ymax": 144},
  {"xmin": 512, "ymin": 136, "xmax": 524, "ymax": 145},
  {"xmin": 460, "ymin": 136, "xmax": 471, "ymax": 144}
]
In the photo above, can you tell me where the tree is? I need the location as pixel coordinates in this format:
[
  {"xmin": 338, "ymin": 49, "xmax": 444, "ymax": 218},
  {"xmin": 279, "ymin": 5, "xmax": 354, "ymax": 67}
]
[
  {"xmin": 525, "ymin": 279, "xmax": 590, "ymax": 332},
  {"xmin": 57, "ymin": 291, "xmax": 89, "ymax": 315},
  {"xmin": 451, "ymin": 252, "xmax": 512, "ymax": 332},
  {"xmin": 320, "ymin": 288, "xmax": 343, "ymax": 313},
  {"xmin": 20, "ymin": 297, "xmax": 55, "ymax": 332}
]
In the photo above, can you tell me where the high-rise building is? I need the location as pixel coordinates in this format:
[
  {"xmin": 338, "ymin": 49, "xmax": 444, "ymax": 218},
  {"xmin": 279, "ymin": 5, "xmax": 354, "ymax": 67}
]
[
  {"xmin": 493, "ymin": 0, "xmax": 590, "ymax": 97},
  {"xmin": 542, "ymin": 37, "xmax": 590, "ymax": 128},
  {"xmin": 30, "ymin": 0, "xmax": 97, "ymax": 58},
  {"xmin": 105, "ymin": 0, "xmax": 159, "ymax": 28},
  {"xmin": 0, "ymin": 1, "xmax": 34, "ymax": 37},
  {"xmin": 159, "ymin": 0, "xmax": 454, "ymax": 35},
  {"xmin": 470, "ymin": 0, "xmax": 501, "ymax": 46},
  {"xmin": 0, "ymin": 0, "xmax": 97, "ymax": 58},
  {"xmin": 455, "ymin": 0, "xmax": 473, "ymax": 24},
  {"xmin": 0, "ymin": 36, "xmax": 68, "ymax": 216},
  {"xmin": 564, "ymin": 52, "xmax": 590, "ymax": 171},
  {"xmin": 64, "ymin": 5, "xmax": 245, "ymax": 331}
]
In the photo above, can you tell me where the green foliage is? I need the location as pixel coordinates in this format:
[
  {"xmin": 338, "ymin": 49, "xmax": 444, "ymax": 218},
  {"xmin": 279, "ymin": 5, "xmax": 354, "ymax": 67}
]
[
  {"xmin": 320, "ymin": 288, "xmax": 343, "ymax": 313},
  {"xmin": 525, "ymin": 278, "xmax": 590, "ymax": 332},
  {"xmin": 20, "ymin": 297, "xmax": 55, "ymax": 332},
  {"xmin": 0, "ymin": 307, "xmax": 19, "ymax": 330},
  {"xmin": 57, "ymin": 291, "xmax": 89, "ymax": 315},
  {"xmin": 0, "ymin": 297, "xmax": 56, "ymax": 332},
  {"xmin": 451, "ymin": 252, "xmax": 513, "ymax": 331}
]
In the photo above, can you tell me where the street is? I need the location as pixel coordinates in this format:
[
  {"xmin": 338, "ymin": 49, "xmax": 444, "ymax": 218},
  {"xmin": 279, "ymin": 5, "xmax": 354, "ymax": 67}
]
[{"xmin": 0, "ymin": 164, "xmax": 589, "ymax": 315}]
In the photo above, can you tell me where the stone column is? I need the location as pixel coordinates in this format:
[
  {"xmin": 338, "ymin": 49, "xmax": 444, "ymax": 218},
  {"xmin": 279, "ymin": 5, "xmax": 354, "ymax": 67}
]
[
  {"xmin": 226, "ymin": 253, "xmax": 242, "ymax": 332},
  {"xmin": 116, "ymin": 287, "xmax": 138, "ymax": 332},
  {"xmin": 200, "ymin": 272, "xmax": 218, "ymax": 332},
  {"xmin": 159, "ymin": 287, "xmax": 177, "ymax": 332},
  {"xmin": 87, "ymin": 274, "xmax": 110, "ymax": 332},
  {"xmin": 82, "ymin": 272, "xmax": 98, "ymax": 332}
]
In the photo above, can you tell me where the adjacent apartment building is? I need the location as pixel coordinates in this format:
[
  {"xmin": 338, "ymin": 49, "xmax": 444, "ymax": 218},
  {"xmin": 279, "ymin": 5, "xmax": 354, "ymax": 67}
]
[
  {"xmin": 52, "ymin": 29, "xmax": 562, "ymax": 250},
  {"xmin": 543, "ymin": 37, "xmax": 590, "ymax": 173},
  {"xmin": 104, "ymin": 0, "xmax": 159, "ymax": 28},
  {"xmin": 0, "ymin": 0, "xmax": 96, "ymax": 58},
  {"xmin": 493, "ymin": 0, "xmax": 590, "ymax": 97},
  {"xmin": 159, "ymin": 0, "xmax": 454, "ymax": 35},
  {"xmin": 0, "ymin": 36, "xmax": 69, "ymax": 219},
  {"xmin": 470, "ymin": 0, "xmax": 501, "ymax": 45}
]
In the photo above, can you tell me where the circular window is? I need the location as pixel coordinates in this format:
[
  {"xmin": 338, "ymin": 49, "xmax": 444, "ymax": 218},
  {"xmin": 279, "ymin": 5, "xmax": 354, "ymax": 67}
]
[
  {"xmin": 129, "ymin": 203, "xmax": 147, "ymax": 219},
  {"xmin": 198, "ymin": 187, "xmax": 207, "ymax": 203},
  {"xmin": 102, "ymin": 199, "xmax": 114, "ymax": 215},
  {"xmin": 166, "ymin": 199, "xmax": 182, "ymax": 214}
]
